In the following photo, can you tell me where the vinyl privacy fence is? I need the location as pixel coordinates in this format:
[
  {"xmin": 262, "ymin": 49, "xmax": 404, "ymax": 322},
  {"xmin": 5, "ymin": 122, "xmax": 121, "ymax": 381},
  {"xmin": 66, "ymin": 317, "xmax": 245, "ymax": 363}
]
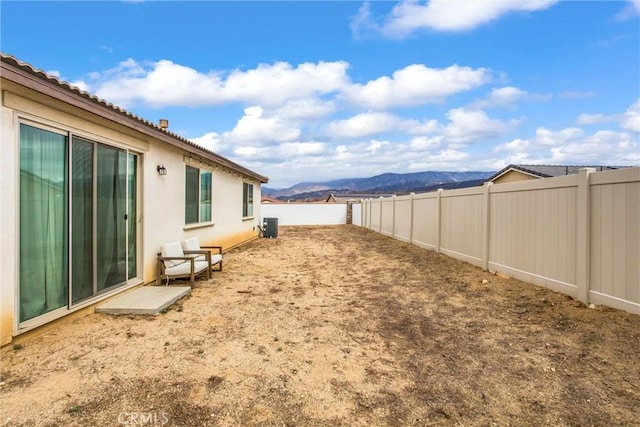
[{"xmin": 361, "ymin": 167, "xmax": 640, "ymax": 315}]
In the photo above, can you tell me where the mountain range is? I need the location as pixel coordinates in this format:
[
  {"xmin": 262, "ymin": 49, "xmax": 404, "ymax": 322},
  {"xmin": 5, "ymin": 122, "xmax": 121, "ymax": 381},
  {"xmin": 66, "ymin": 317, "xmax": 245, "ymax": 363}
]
[{"xmin": 263, "ymin": 171, "xmax": 495, "ymax": 201}]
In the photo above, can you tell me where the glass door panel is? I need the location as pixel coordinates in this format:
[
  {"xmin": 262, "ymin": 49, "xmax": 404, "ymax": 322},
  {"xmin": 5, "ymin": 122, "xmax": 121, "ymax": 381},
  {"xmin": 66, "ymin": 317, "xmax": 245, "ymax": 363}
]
[
  {"xmin": 71, "ymin": 139, "xmax": 94, "ymax": 303},
  {"xmin": 96, "ymin": 145, "xmax": 127, "ymax": 291},
  {"xmin": 19, "ymin": 124, "xmax": 68, "ymax": 322},
  {"xmin": 127, "ymin": 153, "xmax": 137, "ymax": 280}
]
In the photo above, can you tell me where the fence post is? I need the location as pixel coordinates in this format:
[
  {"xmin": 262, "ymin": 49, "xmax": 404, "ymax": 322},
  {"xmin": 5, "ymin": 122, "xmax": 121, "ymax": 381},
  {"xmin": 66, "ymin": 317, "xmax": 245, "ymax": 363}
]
[
  {"xmin": 436, "ymin": 189, "xmax": 443, "ymax": 253},
  {"xmin": 576, "ymin": 168, "xmax": 594, "ymax": 305},
  {"xmin": 363, "ymin": 199, "xmax": 367, "ymax": 228},
  {"xmin": 391, "ymin": 195, "xmax": 396, "ymax": 238},
  {"xmin": 481, "ymin": 182, "xmax": 493, "ymax": 271},
  {"xmin": 409, "ymin": 193, "xmax": 415, "ymax": 245},
  {"xmin": 379, "ymin": 196, "xmax": 383, "ymax": 234}
]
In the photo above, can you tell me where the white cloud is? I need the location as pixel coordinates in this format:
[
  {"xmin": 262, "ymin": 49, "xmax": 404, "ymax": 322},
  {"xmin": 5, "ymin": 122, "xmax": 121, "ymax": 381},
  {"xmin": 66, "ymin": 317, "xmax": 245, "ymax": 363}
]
[
  {"xmin": 408, "ymin": 136, "xmax": 443, "ymax": 151},
  {"xmin": 223, "ymin": 61, "xmax": 349, "ymax": 106},
  {"xmin": 79, "ymin": 58, "xmax": 489, "ymax": 112},
  {"xmin": 327, "ymin": 112, "xmax": 402, "ymax": 138},
  {"xmin": 222, "ymin": 106, "xmax": 301, "ymax": 145},
  {"xmin": 548, "ymin": 130, "xmax": 639, "ymax": 164},
  {"xmin": 494, "ymin": 126, "xmax": 638, "ymax": 166},
  {"xmin": 352, "ymin": 0, "xmax": 558, "ymax": 38},
  {"xmin": 190, "ymin": 132, "xmax": 224, "ymax": 152},
  {"xmin": 615, "ymin": 0, "xmax": 640, "ymax": 20},
  {"xmin": 575, "ymin": 98, "xmax": 640, "ymax": 133},
  {"xmin": 471, "ymin": 86, "xmax": 550, "ymax": 109},
  {"xmin": 278, "ymin": 141, "xmax": 327, "ymax": 157},
  {"xmin": 576, "ymin": 113, "xmax": 614, "ymax": 126},
  {"xmin": 443, "ymin": 107, "xmax": 516, "ymax": 144},
  {"xmin": 533, "ymin": 127, "xmax": 585, "ymax": 146},
  {"xmin": 494, "ymin": 138, "xmax": 531, "ymax": 153},
  {"xmin": 621, "ymin": 99, "xmax": 640, "ymax": 133},
  {"xmin": 495, "ymin": 127, "xmax": 585, "ymax": 152},
  {"xmin": 327, "ymin": 112, "xmax": 438, "ymax": 138},
  {"xmin": 273, "ymin": 98, "xmax": 335, "ymax": 122},
  {"xmin": 83, "ymin": 59, "xmax": 350, "ymax": 108},
  {"xmin": 343, "ymin": 64, "xmax": 491, "ymax": 109},
  {"xmin": 232, "ymin": 141, "xmax": 328, "ymax": 161}
]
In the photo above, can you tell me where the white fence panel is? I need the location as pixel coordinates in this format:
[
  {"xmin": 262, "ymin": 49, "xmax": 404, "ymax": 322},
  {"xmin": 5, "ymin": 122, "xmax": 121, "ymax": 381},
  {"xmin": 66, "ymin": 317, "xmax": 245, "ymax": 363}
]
[
  {"xmin": 380, "ymin": 198, "xmax": 394, "ymax": 237},
  {"xmin": 412, "ymin": 193, "xmax": 439, "ymax": 250},
  {"xmin": 394, "ymin": 196, "xmax": 413, "ymax": 243},
  {"xmin": 369, "ymin": 198, "xmax": 381, "ymax": 231},
  {"xmin": 359, "ymin": 167, "xmax": 640, "ymax": 315},
  {"xmin": 589, "ymin": 168, "xmax": 640, "ymax": 312},
  {"xmin": 261, "ymin": 204, "xmax": 346, "ymax": 225},
  {"xmin": 488, "ymin": 176, "xmax": 578, "ymax": 296},
  {"xmin": 440, "ymin": 188, "xmax": 484, "ymax": 267},
  {"xmin": 352, "ymin": 203, "xmax": 362, "ymax": 226}
]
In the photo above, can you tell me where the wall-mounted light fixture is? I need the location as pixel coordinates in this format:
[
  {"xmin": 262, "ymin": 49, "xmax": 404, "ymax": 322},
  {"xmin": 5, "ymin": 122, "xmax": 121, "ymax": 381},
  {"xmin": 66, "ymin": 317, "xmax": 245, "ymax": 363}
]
[{"xmin": 157, "ymin": 164, "xmax": 167, "ymax": 176}]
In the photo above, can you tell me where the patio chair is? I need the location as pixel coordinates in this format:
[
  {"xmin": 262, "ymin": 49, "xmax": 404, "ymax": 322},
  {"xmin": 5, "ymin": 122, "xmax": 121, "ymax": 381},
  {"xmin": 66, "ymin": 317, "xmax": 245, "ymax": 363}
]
[
  {"xmin": 157, "ymin": 241, "xmax": 211, "ymax": 286},
  {"xmin": 181, "ymin": 237, "xmax": 223, "ymax": 272}
]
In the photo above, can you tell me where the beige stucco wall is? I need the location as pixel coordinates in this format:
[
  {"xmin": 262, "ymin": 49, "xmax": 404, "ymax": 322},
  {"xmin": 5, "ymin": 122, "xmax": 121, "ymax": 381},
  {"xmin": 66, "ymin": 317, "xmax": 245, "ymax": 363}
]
[
  {"xmin": 1, "ymin": 82, "xmax": 262, "ymax": 345},
  {"xmin": 1, "ymin": 98, "xmax": 18, "ymax": 345}
]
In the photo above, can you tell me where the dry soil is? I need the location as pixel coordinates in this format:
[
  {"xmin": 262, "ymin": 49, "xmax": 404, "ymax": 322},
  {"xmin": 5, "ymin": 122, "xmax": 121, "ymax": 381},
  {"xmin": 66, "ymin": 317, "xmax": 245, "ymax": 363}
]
[{"xmin": 1, "ymin": 225, "xmax": 639, "ymax": 426}]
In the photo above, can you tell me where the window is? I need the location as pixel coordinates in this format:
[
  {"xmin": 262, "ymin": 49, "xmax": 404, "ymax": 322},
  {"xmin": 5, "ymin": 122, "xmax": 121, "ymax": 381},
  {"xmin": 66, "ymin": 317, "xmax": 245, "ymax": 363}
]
[
  {"xmin": 243, "ymin": 182, "xmax": 254, "ymax": 218},
  {"xmin": 185, "ymin": 166, "xmax": 212, "ymax": 224}
]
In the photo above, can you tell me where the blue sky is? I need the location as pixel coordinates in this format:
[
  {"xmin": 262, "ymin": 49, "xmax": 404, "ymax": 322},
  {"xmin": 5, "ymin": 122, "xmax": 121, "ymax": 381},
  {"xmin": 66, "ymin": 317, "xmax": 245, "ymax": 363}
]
[{"xmin": 2, "ymin": 1, "xmax": 639, "ymax": 188}]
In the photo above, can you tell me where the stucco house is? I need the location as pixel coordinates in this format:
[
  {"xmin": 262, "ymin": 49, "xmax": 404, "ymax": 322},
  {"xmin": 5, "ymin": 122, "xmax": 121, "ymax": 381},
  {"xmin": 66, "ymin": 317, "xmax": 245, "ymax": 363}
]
[
  {"xmin": 0, "ymin": 54, "xmax": 268, "ymax": 345},
  {"xmin": 488, "ymin": 164, "xmax": 621, "ymax": 184}
]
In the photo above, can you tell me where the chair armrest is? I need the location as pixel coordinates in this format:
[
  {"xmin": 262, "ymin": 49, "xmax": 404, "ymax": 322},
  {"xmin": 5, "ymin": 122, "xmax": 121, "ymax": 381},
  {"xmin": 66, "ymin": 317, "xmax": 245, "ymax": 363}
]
[
  {"xmin": 200, "ymin": 245, "xmax": 223, "ymax": 254},
  {"xmin": 157, "ymin": 256, "xmax": 197, "ymax": 261},
  {"xmin": 183, "ymin": 250, "xmax": 212, "ymax": 264},
  {"xmin": 183, "ymin": 250, "xmax": 209, "ymax": 255}
]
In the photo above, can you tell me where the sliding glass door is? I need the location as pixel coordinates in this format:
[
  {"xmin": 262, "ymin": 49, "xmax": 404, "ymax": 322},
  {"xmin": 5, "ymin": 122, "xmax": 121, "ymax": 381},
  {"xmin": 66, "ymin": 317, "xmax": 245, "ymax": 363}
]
[{"xmin": 19, "ymin": 123, "xmax": 139, "ymax": 322}]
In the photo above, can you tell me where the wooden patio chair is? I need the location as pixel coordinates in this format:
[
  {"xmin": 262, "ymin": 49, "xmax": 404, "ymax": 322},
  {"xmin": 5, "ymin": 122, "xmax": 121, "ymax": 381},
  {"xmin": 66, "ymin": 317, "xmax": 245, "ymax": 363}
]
[
  {"xmin": 157, "ymin": 241, "xmax": 211, "ymax": 286},
  {"xmin": 181, "ymin": 237, "xmax": 223, "ymax": 272}
]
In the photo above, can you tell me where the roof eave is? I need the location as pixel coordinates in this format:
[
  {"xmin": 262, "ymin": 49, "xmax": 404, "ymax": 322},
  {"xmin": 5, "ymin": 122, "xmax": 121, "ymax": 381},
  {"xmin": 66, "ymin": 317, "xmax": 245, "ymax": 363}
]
[
  {"xmin": 487, "ymin": 165, "xmax": 546, "ymax": 182},
  {"xmin": 0, "ymin": 54, "xmax": 268, "ymax": 184}
]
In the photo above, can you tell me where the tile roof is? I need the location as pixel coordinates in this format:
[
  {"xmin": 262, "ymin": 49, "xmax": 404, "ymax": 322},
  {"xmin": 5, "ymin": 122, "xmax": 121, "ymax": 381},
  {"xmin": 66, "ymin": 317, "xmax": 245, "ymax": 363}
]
[
  {"xmin": 0, "ymin": 53, "xmax": 268, "ymax": 183},
  {"xmin": 488, "ymin": 164, "xmax": 623, "ymax": 182}
]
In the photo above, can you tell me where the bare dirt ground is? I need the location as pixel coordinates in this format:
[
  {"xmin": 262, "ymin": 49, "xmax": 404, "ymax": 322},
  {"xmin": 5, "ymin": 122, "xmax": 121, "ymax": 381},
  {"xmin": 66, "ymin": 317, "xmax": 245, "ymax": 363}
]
[{"xmin": 1, "ymin": 225, "xmax": 639, "ymax": 426}]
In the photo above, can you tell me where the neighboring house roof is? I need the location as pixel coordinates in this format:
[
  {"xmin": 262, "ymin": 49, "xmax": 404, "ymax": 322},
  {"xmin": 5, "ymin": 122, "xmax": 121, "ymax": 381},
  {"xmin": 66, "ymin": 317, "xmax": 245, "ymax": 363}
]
[
  {"xmin": 0, "ymin": 53, "xmax": 268, "ymax": 183},
  {"xmin": 488, "ymin": 164, "xmax": 623, "ymax": 182},
  {"xmin": 261, "ymin": 196, "xmax": 282, "ymax": 204}
]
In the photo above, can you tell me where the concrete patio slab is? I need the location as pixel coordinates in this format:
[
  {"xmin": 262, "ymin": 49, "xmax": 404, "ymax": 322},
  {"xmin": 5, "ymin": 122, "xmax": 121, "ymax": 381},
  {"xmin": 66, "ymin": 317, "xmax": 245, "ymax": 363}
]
[{"xmin": 96, "ymin": 286, "xmax": 191, "ymax": 315}]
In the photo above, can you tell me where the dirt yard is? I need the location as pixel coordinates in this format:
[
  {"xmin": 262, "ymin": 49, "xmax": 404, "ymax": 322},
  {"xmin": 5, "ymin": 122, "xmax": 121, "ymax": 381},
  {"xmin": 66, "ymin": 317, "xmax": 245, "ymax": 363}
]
[{"xmin": 1, "ymin": 225, "xmax": 639, "ymax": 426}]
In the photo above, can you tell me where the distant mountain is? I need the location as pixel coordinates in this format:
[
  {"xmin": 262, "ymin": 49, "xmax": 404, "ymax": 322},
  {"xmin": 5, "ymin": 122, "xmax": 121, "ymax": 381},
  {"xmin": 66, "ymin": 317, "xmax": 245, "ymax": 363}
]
[{"xmin": 263, "ymin": 171, "xmax": 494, "ymax": 200}]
